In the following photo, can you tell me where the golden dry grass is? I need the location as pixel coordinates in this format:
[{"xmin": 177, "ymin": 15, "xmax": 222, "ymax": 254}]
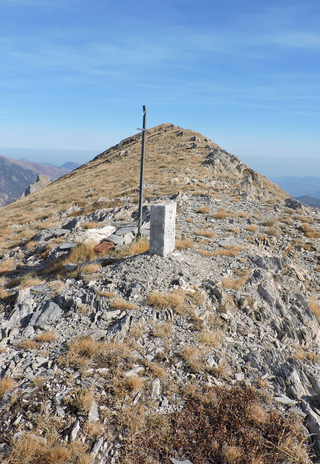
[
  {"xmin": 175, "ymin": 239, "xmax": 194, "ymax": 250},
  {"xmin": 197, "ymin": 249, "xmax": 214, "ymax": 257},
  {"xmin": 211, "ymin": 208, "xmax": 232, "ymax": 220},
  {"xmin": 308, "ymin": 298, "xmax": 320, "ymax": 318},
  {"xmin": 1, "ymin": 433, "xmax": 93, "ymax": 464},
  {"xmin": 246, "ymin": 224, "xmax": 257, "ymax": 233},
  {"xmin": 301, "ymin": 223, "xmax": 320, "ymax": 239},
  {"xmin": 198, "ymin": 329, "xmax": 223, "ymax": 347},
  {"xmin": 34, "ymin": 331, "xmax": 57, "ymax": 344},
  {"xmin": 0, "ymin": 258, "xmax": 15, "ymax": 275},
  {"xmin": 196, "ymin": 206, "xmax": 210, "ymax": 214},
  {"xmin": 19, "ymin": 339, "xmax": 38, "ymax": 351},
  {"xmin": 213, "ymin": 246, "xmax": 242, "ymax": 257},
  {"xmin": 0, "ymin": 376, "xmax": 15, "ymax": 399},
  {"xmin": 196, "ymin": 229, "xmax": 215, "ymax": 238},
  {"xmin": 81, "ymin": 263, "xmax": 102, "ymax": 275},
  {"xmin": 110, "ymin": 297, "xmax": 136, "ymax": 310},
  {"xmin": 146, "ymin": 290, "xmax": 184, "ymax": 312},
  {"xmin": 222, "ymin": 268, "xmax": 251, "ymax": 290}
]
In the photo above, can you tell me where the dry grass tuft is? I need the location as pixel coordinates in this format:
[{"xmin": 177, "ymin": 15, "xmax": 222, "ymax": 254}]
[
  {"xmin": 0, "ymin": 376, "xmax": 15, "ymax": 399},
  {"xmin": 246, "ymin": 224, "xmax": 257, "ymax": 233},
  {"xmin": 197, "ymin": 249, "xmax": 214, "ymax": 257},
  {"xmin": 81, "ymin": 263, "xmax": 102, "ymax": 275},
  {"xmin": 301, "ymin": 223, "xmax": 320, "ymax": 239},
  {"xmin": 308, "ymin": 298, "xmax": 320, "ymax": 318},
  {"xmin": 0, "ymin": 258, "xmax": 15, "ymax": 276},
  {"xmin": 213, "ymin": 246, "xmax": 242, "ymax": 257},
  {"xmin": 198, "ymin": 329, "xmax": 223, "ymax": 347},
  {"xmin": 196, "ymin": 229, "xmax": 215, "ymax": 238},
  {"xmin": 294, "ymin": 346, "xmax": 319, "ymax": 364},
  {"xmin": 222, "ymin": 268, "xmax": 251, "ymax": 290},
  {"xmin": 175, "ymin": 239, "xmax": 194, "ymax": 250},
  {"xmin": 115, "ymin": 238, "xmax": 149, "ymax": 258},
  {"xmin": 1, "ymin": 433, "xmax": 92, "ymax": 464},
  {"xmin": 196, "ymin": 206, "xmax": 210, "ymax": 214},
  {"xmin": 212, "ymin": 208, "xmax": 232, "ymax": 220},
  {"xmin": 34, "ymin": 331, "xmax": 57, "ymax": 344},
  {"xmin": 19, "ymin": 339, "xmax": 38, "ymax": 351},
  {"xmin": 146, "ymin": 290, "xmax": 185, "ymax": 313},
  {"xmin": 124, "ymin": 375, "xmax": 144, "ymax": 392},
  {"xmin": 110, "ymin": 297, "xmax": 136, "ymax": 310},
  {"xmin": 58, "ymin": 336, "xmax": 106, "ymax": 369},
  {"xmin": 266, "ymin": 227, "xmax": 278, "ymax": 236}
]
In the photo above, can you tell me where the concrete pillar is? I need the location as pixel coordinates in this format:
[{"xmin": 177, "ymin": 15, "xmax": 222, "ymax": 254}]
[{"xmin": 149, "ymin": 202, "xmax": 176, "ymax": 257}]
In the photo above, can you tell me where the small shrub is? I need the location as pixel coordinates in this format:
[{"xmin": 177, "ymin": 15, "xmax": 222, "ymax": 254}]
[{"xmin": 122, "ymin": 385, "xmax": 310, "ymax": 463}]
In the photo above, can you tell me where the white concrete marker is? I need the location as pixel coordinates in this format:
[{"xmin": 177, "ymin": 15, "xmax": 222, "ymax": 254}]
[{"xmin": 149, "ymin": 202, "xmax": 176, "ymax": 257}]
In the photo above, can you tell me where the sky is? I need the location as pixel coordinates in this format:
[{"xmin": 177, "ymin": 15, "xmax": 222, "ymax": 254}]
[{"xmin": 1, "ymin": 0, "xmax": 320, "ymax": 177}]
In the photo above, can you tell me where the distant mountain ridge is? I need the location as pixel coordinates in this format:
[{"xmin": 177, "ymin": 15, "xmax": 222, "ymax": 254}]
[
  {"xmin": 0, "ymin": 155, "xmax": 81, "ymax": 206},
  {"xmin": 271, "ymin": 176, "xmax": 320, "ymax": 199}
]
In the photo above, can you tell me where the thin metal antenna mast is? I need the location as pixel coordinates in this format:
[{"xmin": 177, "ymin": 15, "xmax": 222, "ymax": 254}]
[{"xmin": 137, "ymin": 105, "xmax": 147, "ymax": 238}]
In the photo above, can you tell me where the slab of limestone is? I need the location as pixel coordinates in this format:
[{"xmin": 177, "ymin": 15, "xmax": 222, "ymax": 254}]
[{"xmin": 149, "ymin": 202, "xmax": 176, "ymax": 257}]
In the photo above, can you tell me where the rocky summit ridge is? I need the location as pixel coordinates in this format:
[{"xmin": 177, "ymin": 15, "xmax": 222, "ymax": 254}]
[{"xmin": 0, "ymin": 123, "xmax": 320, "ymax": 463}]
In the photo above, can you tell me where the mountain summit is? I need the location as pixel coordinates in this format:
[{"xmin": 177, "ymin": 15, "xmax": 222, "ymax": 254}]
[{"xmin": 0, "ymin": 123, "xmax": 319, "ymax": 463}]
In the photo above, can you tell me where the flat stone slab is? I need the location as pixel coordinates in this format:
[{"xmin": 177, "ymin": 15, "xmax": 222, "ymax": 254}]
[
  {"xmin": 54, "ymin": 229, "xmax": 70, "ymax": 236},
  {"xmin": 106, "ymin": 234, "xmax": 125, "ymax": 245},
  {"xmin": 217, "ymin": 237, "xmax": 238, "ymax": 247},
  {"xmin": 59, "ymin": 243, "xmax": 77, "ymax": 250},
  {"xmin": 114, "ymin": 225, "xmax": 138, "ymax": 236}
]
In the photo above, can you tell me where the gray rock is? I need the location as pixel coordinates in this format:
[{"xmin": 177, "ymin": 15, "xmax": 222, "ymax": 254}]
[
  {"xmin": 59, "ymin": 243, "xmax": 77, "ymax": 250},
  {"xmin": 88, "ymin": 400, "xmax": 99, "ymax": 422},
  {"xmin": 170, "ymin": 460, "xmax": 193, "ymax": 464},
  {"xmin": 32, "ymin": 301, "xmax": 63, "ymax": 327},
  {"xmin": 284, "ymin": 198, "xmax": 302, "ymax": 210}
]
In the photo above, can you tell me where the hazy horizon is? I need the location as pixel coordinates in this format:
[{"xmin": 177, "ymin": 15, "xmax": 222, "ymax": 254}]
[{"xmin": 1, "ymin": 0, "xmax": 320, "ymax": 180}]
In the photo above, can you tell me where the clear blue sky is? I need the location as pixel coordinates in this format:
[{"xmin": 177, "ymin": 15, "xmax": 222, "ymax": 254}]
[{"xmin": 1, "ymin": 0, "xmax": 320, "ymax": 177}]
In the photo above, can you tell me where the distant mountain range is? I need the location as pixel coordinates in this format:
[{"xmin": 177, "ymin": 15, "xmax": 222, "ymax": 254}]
[
  {"xmin": 271, "ymin": 176, "xmax": 320, "ymax": 199},
  {"xmin": 0, "ymin": 155, "xmax": 81, "ymax": 206},
  {"xmin": 271, "ymin": 176, "xmax": 320, "ymax": 208}
]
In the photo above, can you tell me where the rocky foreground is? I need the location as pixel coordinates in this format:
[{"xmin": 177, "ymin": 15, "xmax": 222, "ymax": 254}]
[{"xmin": 1, "ymin": 124, "xmax": 320, "ymax": 463}]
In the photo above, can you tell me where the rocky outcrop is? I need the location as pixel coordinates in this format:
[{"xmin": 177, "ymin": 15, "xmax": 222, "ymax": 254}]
[{"xmin": 20, "ymin": 174, "xmax": 51, "ymax": 198}]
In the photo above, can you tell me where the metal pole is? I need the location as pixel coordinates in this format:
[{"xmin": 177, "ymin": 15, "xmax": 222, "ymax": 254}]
[{"xmin": 137, "ymin": 105, "xmax": 147, "ymax": 237}]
